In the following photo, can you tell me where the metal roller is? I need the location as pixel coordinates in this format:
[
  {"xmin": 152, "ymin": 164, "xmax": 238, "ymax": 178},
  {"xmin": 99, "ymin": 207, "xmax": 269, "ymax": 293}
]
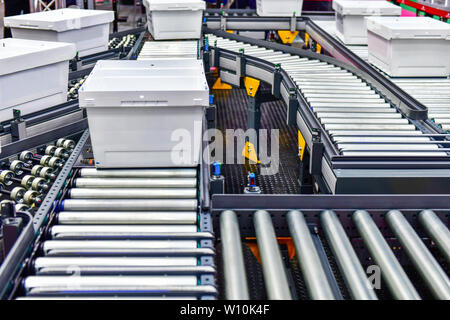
[
  {"xmin": 320, "ymin": 210, "xmax": 378, "ymax": 300},
  {"xmin": 61, "ymin": 199, "xmax": 198, "ymax": 211},
  {"xmin": 220, "ymin": 210, "xmax": 249, "ymax": 300},
  {"xmin": 287, "ymin": 210, "xmax": 335, "ymax": 300},
  {"xmin": 23, "ymin": 276, "xmax": 198, "ymax": 292},
  {"xmin": 57, "ymin": 211, "xmax": 197, "ymax": 225},
  {"xmin": 69, "ymin": 188, "xmax": 197, "ymax": 199},
  {"xmin": 17, "ymin": 296, "xmax": 198, "ymax": 300},
  {"xmin": 41, "ymin": 247, "xmax": 213, "ymax": 257},
  {"xmin": 253, "ymin": 210, "xmax": 292, "ymax": 300},
  {"xmin": 79, "ymin": 168, "xmax": 197, "ymax": 178},
  {"xmin": 25, "ymin": 284, "xmax": 217, "ymax": 297},
  {"xmin": 385, "ymin": 210, "xmax": 450, "ymax": 300},
  {"xmin": 418, "ymin": 210, "xmax": 450, "ymax": 262},
  {"xmin": 35, "ymin": 265, "xmax": 216, "ymax": 276},
  {"xmin": 74, "ymin": 177, "xmax": 197, "ymax": 188},
  {"xmin": 50, "ymin": 225, "xmax": 197, "ymax": 239},
  {"xmin": 352, "ymin": 210, "xmax": 420, "ymax": 300},
  {"xmin": 33, "ymin": 257, "xmax": 198, "ymax": 272},
  {"xmin": 42, "ymin": 240, "xmax": 197, "ymax": 254}
]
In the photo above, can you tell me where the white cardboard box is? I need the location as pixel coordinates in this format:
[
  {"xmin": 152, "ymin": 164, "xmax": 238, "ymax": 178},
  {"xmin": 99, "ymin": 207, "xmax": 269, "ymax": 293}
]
[
  {"xmin": 333, "ymin": 0, "xmax": 401, "ymax": 45},
  {"xmin": 367, "ymin": 17, "xmax": 450, "ymax": 77},
  {"xmin": 0, "ymin": 38, "xmax": 76, "ymax": 121},
  {"xmin": 4, "ymin": 8, "xmax": 114, "ymax": 57},
  {"xmin": 144, "ymin": 0, "xmax": 205, "ymax": 40},
  {"xmin": 257, "ymin": 0, "xmax": 303, "ymax": 16},
  {"xmin": 79, "ymin": 60, "xmax": 210, "ymax": 168}
]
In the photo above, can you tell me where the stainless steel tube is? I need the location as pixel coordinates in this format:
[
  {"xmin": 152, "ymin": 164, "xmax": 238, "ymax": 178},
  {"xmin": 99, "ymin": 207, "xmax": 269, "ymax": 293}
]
[
  {"xmin": 35, "ymin": 265, "xmax": 215, "ymax": 276},
  {"xmin": 57, "ymin": 211, "xmax": 197, "ymax": 225},
  {"xmin": 79, "ymin": 168, "xmax": 197, "ymax": 178},
  {"xmin": 320, "ymin": 210, "xmax": 378, "ymax": 300},
  {"xmin": 74, "ymin": 178, "xmax": 197, "ymax": 188},
  {"xmin": 220, "ymin": 210, "xmax": 249, "ymax": 300},
  {"xmin": 41, "ymin": 246, "xmax": 213, "ymax": 257},
  {"xmin": 352, "ymin": 210, "xmax": 420, "ymax": 300},
  {"xmin": 287, "ymin": 210, "xmax": 335, "ymax": 300},
  {"xmin": 24, "ymin": 275, "xmax": 198, "ymax": 292},
  {"xmin": 69, "ymin": 188, "xmax": 197, "ymax": 199},
  {"xmin": 385, "ymin": 210, "xmax": 450, "ymax": 300},
  {"xmin": 42, "ymin": 240, "xmax": 197, "ymax": 254},
  {"xmin": 418, "ymin": 210, "xmax": 450, "ymax": 262},
  {"xmin": 34, "ymin": 257, "xmax": 198, "ymax": 272},
  {"xmin": 253, "ymin": 210, "xmax": 292, "ymax": 300},
  {"xmin": 25, "ymin": 284, "xmax": 216, "ymax": 296},
  {"xmin": 50, "ymin": 225, "xmax": 198, "ymax": 239},
  {"xmin": 18, "ymin": 296, "xmax": 198, "ymax": 300},
  {"xmin": 61, "ymin": 199, "xmax": 198, "ymax": 211}
]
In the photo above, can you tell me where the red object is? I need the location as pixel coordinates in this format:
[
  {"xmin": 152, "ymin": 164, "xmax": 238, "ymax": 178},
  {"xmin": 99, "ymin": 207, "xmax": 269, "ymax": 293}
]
[{"xmin": 393, "ymin": 0, "xmax": 450, "ymax": 19}]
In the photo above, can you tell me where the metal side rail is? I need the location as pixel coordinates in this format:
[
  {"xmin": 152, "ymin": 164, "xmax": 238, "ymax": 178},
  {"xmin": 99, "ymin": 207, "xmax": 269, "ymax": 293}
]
[
  {"xmin": 212, "ymin": 194, "xmax": 450, "ymax": 300},
  {"xmin": 204, "ymin": 29, "xmax": 450, "ymax": 194},
  {"xmin": 203, "ymin": 14, "xmax": 431, "ymax": 121},
  {"xmin": 14, "ymin": 167, "xmax": 216, "ymax": 300}
]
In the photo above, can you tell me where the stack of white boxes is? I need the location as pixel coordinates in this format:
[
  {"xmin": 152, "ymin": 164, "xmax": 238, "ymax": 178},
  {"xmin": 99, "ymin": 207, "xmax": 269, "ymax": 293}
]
[
  {"xmin": 0, "ymin": 38, "xmax": 75, "ymax": 121},
  {"xmin": 144, "ymin": 0, "xmax": 205, "ymax": 40},
  {"xmin": 332, "ymin": 0, "xmax": 401, "ymax": 45},
  {"xmin": 79, "ymin": 60, "xmax": 209, "ymax": 168},
  {"xmin": 4, "ymin": 8, "xmax": 114, "ymax": 57},
  {"xmin": 366, "ymin": 17, "xmax": 450, "ymax": 77}
]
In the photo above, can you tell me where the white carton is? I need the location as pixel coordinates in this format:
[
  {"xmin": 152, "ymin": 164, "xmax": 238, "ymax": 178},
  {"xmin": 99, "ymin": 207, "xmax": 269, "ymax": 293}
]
[
  {"xmin": 367, "ymin": 17, "xmax": 450, "ymax": 77},
  {"xmin": 138, "ymin": 41, "xmax": 199, "ymax": 60},
  {"xmin": 0, "ymin": 38, "xmax": 76, "ymax": 121},
  {"xmin": 333, "ymin": 0, "xmax": 401, "ymax": 45},
  {"xmin": 79, "ymin": 60, "xmax": 210, "ymax": 168},
  {"xmin": 257, "ymin": 0, "xmax": 303, "ymax": 16},
  {"xmin": 4, "ymin": 8, "xmax": 114, "ymax": 57},
  {"xmin": 144, "ymin": 0, "xmax": 205, "ymax": 40}
]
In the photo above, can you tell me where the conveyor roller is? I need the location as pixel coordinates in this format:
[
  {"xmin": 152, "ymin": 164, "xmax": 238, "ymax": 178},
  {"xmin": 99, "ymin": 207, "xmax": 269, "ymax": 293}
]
[{"xmin": 17, "ymin": 168, "xmax": 216, "ymax": 299}]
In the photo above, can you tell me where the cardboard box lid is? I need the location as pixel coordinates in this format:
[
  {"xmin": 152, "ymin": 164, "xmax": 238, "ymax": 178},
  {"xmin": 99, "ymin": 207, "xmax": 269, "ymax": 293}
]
[
  {"xmin": 333, "ymin": 0, "xmax": 402, "ymax": 16},
  {"xmin": 79, "ymin": 60, "xmax": 210, "ymax": 108},
  {"xmin": 367, "ymin": 16, "xmax": 450, "ymax": 40},
  {"xmin": 4, "ymin": 8, "xmax": 114, "ymax": 32},
  {"xmin": 0, "ymin": 38, "xmax": 76, "ymax": 76},
  {"xmin": 146, "ymin": 0, "xmax": 206, "ymax": 11}
]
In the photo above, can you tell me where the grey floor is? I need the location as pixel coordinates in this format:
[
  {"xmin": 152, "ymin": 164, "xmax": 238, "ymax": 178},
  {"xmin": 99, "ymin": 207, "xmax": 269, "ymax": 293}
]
[{"xmin": 0, "ymin": 3, "xmax": 143, "ymax": 39}]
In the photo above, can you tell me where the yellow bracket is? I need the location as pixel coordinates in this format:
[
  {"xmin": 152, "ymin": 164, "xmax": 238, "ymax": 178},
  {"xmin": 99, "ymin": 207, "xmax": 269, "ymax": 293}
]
[
  {"xmin": 305, "ymin": 32, "xmax": 310, "ymax": 47},
  {"xmin": 244, "ymin": 77, "xmax": 261, "ymax": 97},
  {"xmin": 298, "ymin": 130, "xmax": 306, "ymax": 161},
  {"xmin": 277, "ymin": 30, "xmax": 299, "ymax": 44},
  {"xmin": 226, "ymin": 30, "xmax": 234, "ymax": 34},
  {"xmin": 316, "ymin": 43, "xmax": 322, "ymax": 54},
  {"xmin": 242, "ymin": 141, "xmax": 260, "ymax": 164},
  {"xmin": 212, "ymin": 77, "xmax": 232, "ymax": 90}
]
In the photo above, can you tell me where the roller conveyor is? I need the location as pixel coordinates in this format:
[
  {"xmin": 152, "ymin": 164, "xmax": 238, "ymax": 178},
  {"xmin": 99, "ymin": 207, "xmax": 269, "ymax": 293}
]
[
  {"xmin": 213, "ymin": 195, "xmax": 450, "ymax": 300},
  {"xmin": 206, "ymin": 34, "xmax": 447, "ymax": 158},
  {"xmin": 312, "ymin": 19, "xmax": 450, "ymax": 133},
  {"xmin": 15, "ymin": 169, "xmax": 217, "ymax": 299}
]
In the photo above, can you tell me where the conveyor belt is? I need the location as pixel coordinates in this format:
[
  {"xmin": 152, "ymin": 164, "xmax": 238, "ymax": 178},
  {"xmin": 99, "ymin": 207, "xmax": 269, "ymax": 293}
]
[
  {"xmin": 213, "ymin": 195, "xmax": 450, "ymax": 300},
  {"xmin": 206, "ymin": 34, "xmax": 447, "ymax": 157},
  {"xmin": 16, "ymin": 168, "xmax": 217, "ymax": 300},
  {"xmin": 312, "ymin": 18, "xmax": 450, "ymax": 134}
]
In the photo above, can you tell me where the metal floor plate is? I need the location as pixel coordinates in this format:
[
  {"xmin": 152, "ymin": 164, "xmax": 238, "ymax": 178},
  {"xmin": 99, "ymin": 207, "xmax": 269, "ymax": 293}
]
[{"xmin": 213, "ymin": 85, "xmax": 300, "ymax": 194}]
